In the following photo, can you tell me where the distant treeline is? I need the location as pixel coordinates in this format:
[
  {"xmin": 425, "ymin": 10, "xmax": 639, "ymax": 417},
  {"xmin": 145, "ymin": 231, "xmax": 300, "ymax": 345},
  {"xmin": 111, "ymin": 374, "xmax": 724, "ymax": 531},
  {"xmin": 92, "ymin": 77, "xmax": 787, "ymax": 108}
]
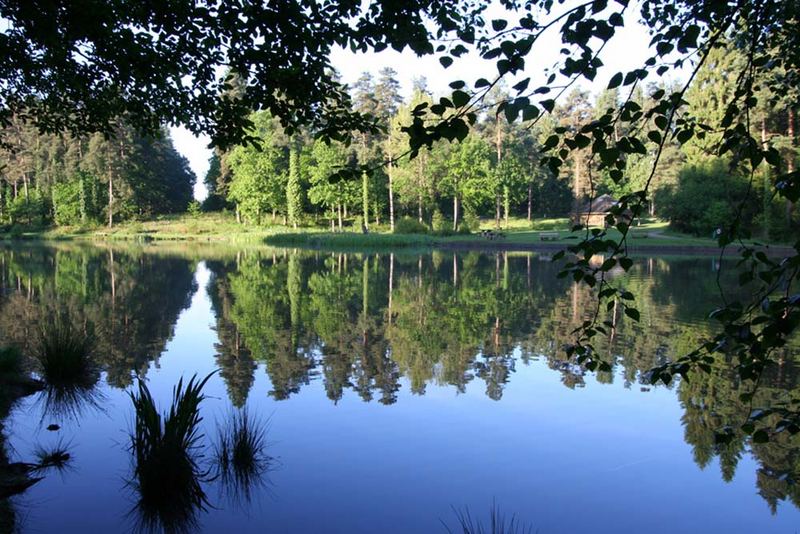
[
  {"xmin": 208, "ymin": 44, "xmax": 797, "ymax": 237},
  {"xmin": 0, "ymin": 123, "xmax": 194, "ymax": 228}
]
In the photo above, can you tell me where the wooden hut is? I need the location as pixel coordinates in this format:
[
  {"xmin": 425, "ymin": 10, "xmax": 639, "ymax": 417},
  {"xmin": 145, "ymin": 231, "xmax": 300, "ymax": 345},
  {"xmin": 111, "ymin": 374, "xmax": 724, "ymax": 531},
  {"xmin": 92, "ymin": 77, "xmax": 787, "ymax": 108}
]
[{"xmin": 571, "ymin": 194, "xmax": 629, "ymax": 227}]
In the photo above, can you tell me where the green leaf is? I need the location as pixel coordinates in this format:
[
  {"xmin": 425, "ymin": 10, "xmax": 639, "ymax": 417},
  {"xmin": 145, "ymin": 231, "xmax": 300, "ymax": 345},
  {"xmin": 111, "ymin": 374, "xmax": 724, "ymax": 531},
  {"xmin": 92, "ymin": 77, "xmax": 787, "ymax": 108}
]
[
  {"xmin": 647, "ymin": 131, "xmax": 662, "ymax": 144},
  {"xmin": 439, "ymin": 56, "xmax": 453, "ymax": 68},
  {"xmin": 624, "ymin": 308, "xmax": 640, "ymax": 321},
  {"xmin": 451, "ymin": 90, "xmax": 470, "ymax": 108},
  {"xmin": 491, "ymin": 19, "xmax": 508, "ymax": 31},
  {"xmin": 607, "ymin": 72, "xmax": 623, "ymax": 89},
  {"xmin": 753, "ymin": 430, "xmax": 769, "ymax": 443},
  {"xmin": 522, "ymin": 105, "xmax": 539, "ymax": 121}
]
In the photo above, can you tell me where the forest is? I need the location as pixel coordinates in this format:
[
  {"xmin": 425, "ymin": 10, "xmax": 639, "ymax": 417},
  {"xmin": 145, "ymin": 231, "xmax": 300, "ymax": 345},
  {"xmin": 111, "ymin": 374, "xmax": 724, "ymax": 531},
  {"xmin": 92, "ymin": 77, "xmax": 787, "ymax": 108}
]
[
  {"xmin": 205, "ymin": 43, "xmax": 798, "ymax": 240},
  {"xmin": 0, "ymin": 123, "xmax": 194, "ymax": 229},
  {"xmin": 0, "ymin": 46, "xmax": 796, "ymax": 241}
]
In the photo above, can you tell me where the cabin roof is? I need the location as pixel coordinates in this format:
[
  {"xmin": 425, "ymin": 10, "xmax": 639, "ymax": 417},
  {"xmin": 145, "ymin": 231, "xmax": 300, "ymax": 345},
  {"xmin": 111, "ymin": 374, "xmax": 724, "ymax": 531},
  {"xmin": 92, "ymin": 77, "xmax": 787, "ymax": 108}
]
[{"xmin": 577, "ymin": 194, "xmax": 618, "ymax": 214}]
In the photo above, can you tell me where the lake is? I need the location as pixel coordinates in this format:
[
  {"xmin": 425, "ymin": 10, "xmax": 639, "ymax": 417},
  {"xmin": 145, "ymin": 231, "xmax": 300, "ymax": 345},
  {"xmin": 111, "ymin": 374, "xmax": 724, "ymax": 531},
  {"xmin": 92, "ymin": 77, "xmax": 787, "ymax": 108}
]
[{"xmin": 1, "ymin": 243, "xmax": 799, "ymax": 533}]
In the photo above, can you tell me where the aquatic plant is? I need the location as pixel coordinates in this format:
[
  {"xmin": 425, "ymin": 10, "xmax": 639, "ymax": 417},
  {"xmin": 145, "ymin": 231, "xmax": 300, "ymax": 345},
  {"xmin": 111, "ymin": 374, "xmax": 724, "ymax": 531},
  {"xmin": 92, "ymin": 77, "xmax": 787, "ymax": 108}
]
[
  {"xmin": 128, "ymin": 373, "xmax": 213, "ymax": 534},
  {"xmin": 35, "ymin": 316, "xmax": 101, "ymax": 420},
  {"xmin": 443, "ymin": 502, "xmax": 535, "ymax": 534},
  {"xmin": 213, "ymin": 408, "xmax": 272, "ymax": 505},
  {"xmin": 33, "ymin": 441, "xmax": 73, "ymax": 473}
]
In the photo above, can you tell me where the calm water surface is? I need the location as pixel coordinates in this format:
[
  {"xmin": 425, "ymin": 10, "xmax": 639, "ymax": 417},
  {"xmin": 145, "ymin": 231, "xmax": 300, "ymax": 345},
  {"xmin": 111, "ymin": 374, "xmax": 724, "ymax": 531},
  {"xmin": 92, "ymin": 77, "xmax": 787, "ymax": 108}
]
[{"xmin": 1, "ymin": 243, "xmax": 799, "ymax": 533}]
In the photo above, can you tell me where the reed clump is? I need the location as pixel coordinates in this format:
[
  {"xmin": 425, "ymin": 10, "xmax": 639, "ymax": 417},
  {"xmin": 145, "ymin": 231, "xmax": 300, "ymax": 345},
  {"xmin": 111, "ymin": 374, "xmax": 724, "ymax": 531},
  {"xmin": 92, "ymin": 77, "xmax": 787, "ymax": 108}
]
[{"xmin": 128, "ymin": 373, "xmax": 213, "ymax": 533}]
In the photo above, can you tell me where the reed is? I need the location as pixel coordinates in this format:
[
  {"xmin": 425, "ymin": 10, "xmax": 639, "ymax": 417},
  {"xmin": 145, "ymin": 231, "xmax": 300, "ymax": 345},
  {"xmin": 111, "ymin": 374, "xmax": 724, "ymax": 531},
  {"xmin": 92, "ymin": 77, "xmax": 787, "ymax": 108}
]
[
  {"xmin": 443, "ymin": 502, "xmax": 535, "ymax": 534},
  {"xmin": 35, "ymin": 316, "xmax": 101, "ymax": 419},
  {"xmin": 128, "ymin": 373, "xmax": 213, "ymax": 533},
  {"xmin": 213, "ymin": 408, "xmax": 271, "ymax": 504}
]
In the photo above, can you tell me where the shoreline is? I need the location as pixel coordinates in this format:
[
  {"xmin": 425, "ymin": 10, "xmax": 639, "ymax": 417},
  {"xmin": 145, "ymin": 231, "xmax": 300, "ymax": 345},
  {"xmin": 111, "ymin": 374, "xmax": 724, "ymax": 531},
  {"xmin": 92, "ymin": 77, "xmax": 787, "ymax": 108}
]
[{"xmin": 1, "ymin": 230, "xmax": 794, "ymax": 258}]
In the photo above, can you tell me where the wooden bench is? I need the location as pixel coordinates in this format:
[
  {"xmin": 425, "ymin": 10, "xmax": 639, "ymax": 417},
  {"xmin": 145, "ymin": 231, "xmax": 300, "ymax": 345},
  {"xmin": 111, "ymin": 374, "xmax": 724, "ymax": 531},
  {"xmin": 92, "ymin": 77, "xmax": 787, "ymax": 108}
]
[{"xmin": 539, "ymin": 231, "xmax": 559, "ymax": 241}]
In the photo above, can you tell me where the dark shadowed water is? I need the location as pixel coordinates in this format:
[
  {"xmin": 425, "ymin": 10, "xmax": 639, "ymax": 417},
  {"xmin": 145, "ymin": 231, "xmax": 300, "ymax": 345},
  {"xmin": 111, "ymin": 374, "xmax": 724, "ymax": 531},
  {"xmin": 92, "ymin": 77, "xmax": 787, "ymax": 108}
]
[{"xmin": 1, "ymin": 243, "xmax": 799, "ymax": 533}]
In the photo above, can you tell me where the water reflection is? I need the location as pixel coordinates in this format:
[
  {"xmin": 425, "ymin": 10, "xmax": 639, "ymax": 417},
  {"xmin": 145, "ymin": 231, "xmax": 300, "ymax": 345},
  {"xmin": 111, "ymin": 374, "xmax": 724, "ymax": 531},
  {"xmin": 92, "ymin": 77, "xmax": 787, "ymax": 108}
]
[{"xmin": 0, "ymin": 243, "xmax": 798, "ymax": 520}]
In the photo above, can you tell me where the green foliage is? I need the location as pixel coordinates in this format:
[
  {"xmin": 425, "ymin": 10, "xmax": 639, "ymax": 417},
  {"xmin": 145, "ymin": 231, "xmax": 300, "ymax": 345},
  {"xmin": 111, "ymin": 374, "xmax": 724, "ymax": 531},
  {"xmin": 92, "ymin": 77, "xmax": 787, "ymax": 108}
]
[
  {"xmin": 186, "ymin": 200, "xmax": 201, "ymax": 217},
  {"xmin": 394, "ymin": 216, "xmax": 429, "ymax": 234},
  {"xmin": 286, "ymin": 146, "xmax": 303, "ymax": 228},
  {"xmin": 227, "ymin": 112, "xmax": 289, "ymax": 224},
  {"xmin": 431, "ymin": 210, "xmax": 448, "ymax": 233},
  {"xmin": 307, "ymin": 139, "xmax": 351, "ymax": 220},
  {"xmin": 657, "ymin": 160, "xmax": 758, "ymax": 236},
  {"xmin": 8, "ymin": 191, "xmax": 47, "ymax": 226}
]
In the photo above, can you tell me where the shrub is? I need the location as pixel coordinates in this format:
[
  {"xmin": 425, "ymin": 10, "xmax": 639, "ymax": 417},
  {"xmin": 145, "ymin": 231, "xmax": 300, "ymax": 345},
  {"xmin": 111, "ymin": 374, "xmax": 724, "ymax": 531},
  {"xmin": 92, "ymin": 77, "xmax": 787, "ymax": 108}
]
[
  {"xmin": 186, "ymin": 200, "xmax": 202, "ymax": 216},
  {"xmin": 432, "ymin": 210, "xmax": 448, "ymax": 232},
  {"xmin": 394, "ymin": 216, "xmax": 428, "ymax": 234},
  {"xmin": 462, "ymin": 212, "xmax": 479, "ymax": 233},
  {"xmin": 657, "ymin": 159, "xmax": 758, "ymax": 236}
]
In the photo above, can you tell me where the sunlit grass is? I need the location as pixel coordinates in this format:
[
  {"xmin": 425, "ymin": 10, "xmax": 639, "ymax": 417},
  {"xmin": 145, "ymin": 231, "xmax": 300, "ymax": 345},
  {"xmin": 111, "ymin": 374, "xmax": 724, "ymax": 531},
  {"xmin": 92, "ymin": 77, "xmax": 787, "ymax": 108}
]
[
  {"xmin": 265, "ymin": 232, "xmax": 435, "ymax": 249},
  {"xmin": 213, "ymin": 408, "xmax": 272, "ymax": 505},
  {"xmin": 128, "ymin": 373, "xmax": 213, "ymax": 534}
]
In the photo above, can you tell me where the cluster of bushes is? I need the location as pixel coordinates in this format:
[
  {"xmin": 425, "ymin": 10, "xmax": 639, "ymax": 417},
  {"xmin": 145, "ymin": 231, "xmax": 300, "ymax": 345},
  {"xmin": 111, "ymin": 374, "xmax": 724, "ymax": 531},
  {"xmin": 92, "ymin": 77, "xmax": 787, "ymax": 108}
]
[
  {"xmin": 656, "ymin": 159, "xmax": 795, "ymax": 239},
  {"xmin": 393, "ymin": 212, "xmax": 475, "ymax": 236}
]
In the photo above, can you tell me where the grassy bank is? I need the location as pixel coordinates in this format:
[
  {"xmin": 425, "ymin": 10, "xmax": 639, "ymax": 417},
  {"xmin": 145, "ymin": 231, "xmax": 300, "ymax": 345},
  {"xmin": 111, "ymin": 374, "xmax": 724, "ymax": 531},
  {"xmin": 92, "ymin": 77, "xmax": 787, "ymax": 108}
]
[
  {"xmin": 0, "ymin": 213, "xmax": 791, "ymax": 254},
  {"xmin": 0, "ymin": 213, "xmax": 290, "ymax": 243}
]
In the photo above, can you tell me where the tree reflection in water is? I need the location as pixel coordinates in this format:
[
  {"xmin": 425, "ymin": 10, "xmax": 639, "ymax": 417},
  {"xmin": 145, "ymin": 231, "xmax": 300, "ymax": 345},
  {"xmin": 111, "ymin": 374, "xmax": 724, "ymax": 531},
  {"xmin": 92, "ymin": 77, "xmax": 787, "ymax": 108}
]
[{"xmin": 0, "ymin": 243, "xmax": 797, "ymax": 515}]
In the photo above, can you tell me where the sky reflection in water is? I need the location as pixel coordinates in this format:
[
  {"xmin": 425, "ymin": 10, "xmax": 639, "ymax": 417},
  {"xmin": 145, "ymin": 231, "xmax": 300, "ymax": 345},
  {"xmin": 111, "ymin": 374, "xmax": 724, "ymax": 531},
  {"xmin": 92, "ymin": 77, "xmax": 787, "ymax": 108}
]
[{"xmin": 1, "ymin": 244, "xmax": 799, "ymax": 533}]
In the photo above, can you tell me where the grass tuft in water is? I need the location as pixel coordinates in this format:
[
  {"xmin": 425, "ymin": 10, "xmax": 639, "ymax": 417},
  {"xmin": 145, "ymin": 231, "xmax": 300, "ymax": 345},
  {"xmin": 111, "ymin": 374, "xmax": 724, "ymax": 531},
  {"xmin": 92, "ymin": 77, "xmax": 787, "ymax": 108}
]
[
  {"xmin": 33, "ymin": 440, "xmax": 73, "ymax": 473},
  {"xmin": 443, "ymin": 502, "xmax": 535, "ymax": 534},
  {"xmin": 128, "ymin": 373, "xmax": 214, "ymax": 534},
  {"xmin": 35, "ymin": 315, "xmax": 101, "ymax": 419},
  {"xmin": 213, "ymin": 408, "xmax": 272, "ymax": 505}
]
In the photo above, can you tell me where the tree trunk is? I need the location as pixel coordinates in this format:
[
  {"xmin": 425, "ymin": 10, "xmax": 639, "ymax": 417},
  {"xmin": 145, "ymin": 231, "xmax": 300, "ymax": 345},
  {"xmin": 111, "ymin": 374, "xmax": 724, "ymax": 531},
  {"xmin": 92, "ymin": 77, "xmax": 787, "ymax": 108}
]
[
  {"xmin": 107, "ymin": 169, "xmax": 113, "ymax": 228},
  {"xmin": 338, "ymin": 203, "xmax": 343, "ymax": 230},
  {"xmin": 453, "ymin": 195, "xmax": 459, "ymax": 231},
  {"xmin": 762, "ymin": 117, "xmax": 770, "ymax": 239},
  {"xmin": 418, "ymin": 193, "xmax": 423, "ymax": 223},
  {"xmin": 236, "ymin": 205, "xmax": 241, "ymax": 224},
  {"xmin": 388, "ymin": 160, "xmax": 395, "ymax": 232},
  {"xmin": 527, "ymin": 182, "xmax": 533, "ymax": 221},
  {"xmin": 495, "ymin": 121, "xmax": 502, "ymax": 229},
  {"xmin": 388, "ymin": 252, "xmax": 394, "ymax": 325},
  {"xmin": 788, "ymin": 108, "xmax": 796, "ymax": 225},
  {"xmin": 573, "ymin": 155, "xmax": 582, "ymax": 215},
  {"xmin": 361, "ymin": 171, "xmax": 369, "ymax": 231},
  {"xmin": 503, "ymin": 185, "xmax": 510, "ymax": 229}
]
